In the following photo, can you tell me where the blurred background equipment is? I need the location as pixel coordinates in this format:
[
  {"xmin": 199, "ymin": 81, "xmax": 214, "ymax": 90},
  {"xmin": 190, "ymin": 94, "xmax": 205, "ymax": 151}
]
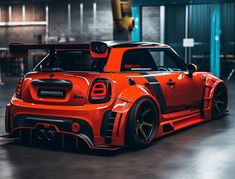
[
  {"xmin": 112, "ymin": 0, "xmax": 134, "ymax": 31},
  {"xmin": 0, "ymin": 0, "xmax": 234, "ymax": 80},
  {"xmin": 112, "ymin": 0, "xmax": 135, "ymax": 40},
  {"xmin": 0, "ymin": 48, "xmax": 8, "ymax": 85}
]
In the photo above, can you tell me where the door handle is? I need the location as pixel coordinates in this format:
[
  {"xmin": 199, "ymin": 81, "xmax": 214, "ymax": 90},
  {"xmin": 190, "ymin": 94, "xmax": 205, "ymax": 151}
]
[{"xmin": 167, "ymin": 79, "xmax": 176, "ymax": 86}]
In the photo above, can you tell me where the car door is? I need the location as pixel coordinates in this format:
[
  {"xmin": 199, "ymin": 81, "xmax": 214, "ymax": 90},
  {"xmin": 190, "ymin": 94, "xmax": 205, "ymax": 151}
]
[
  {"xmin": 161, "ymin": 71, "xmax": 204, "ymax": 114},
  {"xmin": 150, "ymin": 48, "xmax": 204, "ymax": 119}
]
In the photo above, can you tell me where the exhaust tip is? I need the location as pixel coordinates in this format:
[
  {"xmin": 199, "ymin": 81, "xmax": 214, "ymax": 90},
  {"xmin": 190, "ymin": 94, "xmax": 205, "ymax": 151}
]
[
  {"xmin": 46, "ymin": 130, "xmax": 56, "ymax": 142},
  {"xmin": 36, "ymin": 129, "xmax": 46, "ymax": 140}
]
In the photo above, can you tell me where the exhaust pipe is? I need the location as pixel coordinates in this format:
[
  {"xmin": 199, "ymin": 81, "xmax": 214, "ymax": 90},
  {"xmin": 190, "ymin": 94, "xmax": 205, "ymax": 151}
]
[
  {"xmin": 36, "ymin": 129, "xmax": 46, "ymax": 140},
  {"xmin": 46, "ymin": 130, "xmax": 56, "ymax": 142}
]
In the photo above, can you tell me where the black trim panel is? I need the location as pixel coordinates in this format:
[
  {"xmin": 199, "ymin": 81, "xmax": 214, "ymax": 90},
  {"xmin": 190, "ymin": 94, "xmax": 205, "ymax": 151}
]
[
  {"xmin": 13, "ymin": 114, "xmax": 93, "ymax": 142},
  {"xmin": 100, "ymin": 110, "xmax": 112, "ymax": 137},
  {"xmin": 140, "ymin": 72, "xmax": 167, "ymax": 114},
  {"xmin": 100, "ymin": 111, "xmax": 117, "ymax": 144},
  {"xmin": 116, "ymin": 114, "xmax": 123, "ymax": 137},
  {"xmin": 167, "ymin": 100, "xmax": 201, "ymax": 113},
  {"xmin": 32, "ymin": 79, "xmax": 72, "ymax": 87}
]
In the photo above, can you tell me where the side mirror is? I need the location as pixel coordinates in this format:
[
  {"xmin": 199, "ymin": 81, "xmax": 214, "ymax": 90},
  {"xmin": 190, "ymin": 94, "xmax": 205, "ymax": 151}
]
[{"xmin": 187, "ymin": 64, "xmax": 198, "ymax": 78}]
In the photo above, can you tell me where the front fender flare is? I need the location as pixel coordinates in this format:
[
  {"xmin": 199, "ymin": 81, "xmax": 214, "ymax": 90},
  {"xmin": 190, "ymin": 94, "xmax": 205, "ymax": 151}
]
[{"xmin": 203, "ymin": 76, "xmax": 227, "ymax": 119}]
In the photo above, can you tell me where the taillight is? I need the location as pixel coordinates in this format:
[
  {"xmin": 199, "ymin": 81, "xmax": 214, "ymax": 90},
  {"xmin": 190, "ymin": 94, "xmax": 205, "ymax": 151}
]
[
  {"xmin": 89, "ymin": 78, "xmax": 111, "ymax": 103},
  {"xmin": 15, "ymin": 78, "xmax": 23, "ymax": 99}
]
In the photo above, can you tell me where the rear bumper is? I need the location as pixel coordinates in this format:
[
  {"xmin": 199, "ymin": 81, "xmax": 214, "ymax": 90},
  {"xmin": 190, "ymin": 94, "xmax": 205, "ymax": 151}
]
[
  {"xmin": 11, "ymin": 114, "xmax": 94, "ymax": 143},
  {"xmin": 6, "ymin": 97, "xmax": 129, "ymax": 150},
  {"xmin": 9, "ymin": 124, "xmax": 121, "ymax": 151}
]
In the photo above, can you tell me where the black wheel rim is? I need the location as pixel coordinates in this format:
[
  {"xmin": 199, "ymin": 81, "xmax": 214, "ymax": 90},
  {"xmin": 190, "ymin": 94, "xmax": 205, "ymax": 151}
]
[
  {"xmin": 213, "ymin": 87, "xmax": 227, "ymax": 115},
  {"xmin": 134, "ymin": 101, "xmax": 156, "ymax": 143}
]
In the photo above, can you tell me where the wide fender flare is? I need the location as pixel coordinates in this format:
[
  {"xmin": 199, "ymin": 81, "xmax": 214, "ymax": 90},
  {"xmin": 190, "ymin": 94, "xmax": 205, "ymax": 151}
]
[
  {"xmin": 111, "ymin": 85, "xmax": 161, "ymax": 146},
  {"xmin": 113, "ymin": 85, "xmax": 160, "ymax": 113},
  {"xmin": 203, "ymin": 76, "xmax": 227, "ymax": 119}
]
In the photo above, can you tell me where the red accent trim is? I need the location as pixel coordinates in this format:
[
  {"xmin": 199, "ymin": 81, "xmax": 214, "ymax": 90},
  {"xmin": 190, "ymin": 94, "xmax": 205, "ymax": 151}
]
[
  {"xmin": 71, "ymin": 122, "xmax": 81, "ymax": 133},
  {"xmin": 5, "ymin": 104, "xmax": 11, "ymax": 133},
  {"xmin": 15, "ymin": 78, "xmax": 23, "ymax": 99},
  {"xmin": 89, "ymin": 42, "xmax": 109, "ymax": 58},
  {"xmin": 90, "ymin": 49, "xmax": 109, "ymax": 58},
  {"xmin": 91, "ymin": 82, "xmax": 107, "ymax": 98}
]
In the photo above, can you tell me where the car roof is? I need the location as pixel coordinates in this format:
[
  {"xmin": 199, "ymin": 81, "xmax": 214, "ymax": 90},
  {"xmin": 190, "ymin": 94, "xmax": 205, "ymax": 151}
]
[{"xmin": 103, "ymin": 41, "xmax": 170, "ymax": 48}]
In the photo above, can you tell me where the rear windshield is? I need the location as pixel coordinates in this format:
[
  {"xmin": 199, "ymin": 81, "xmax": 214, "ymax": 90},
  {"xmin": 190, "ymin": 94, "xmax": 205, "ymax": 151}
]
[{"xmin": 34, "ymin": 50, "xmax": 107, "ymax": 72}]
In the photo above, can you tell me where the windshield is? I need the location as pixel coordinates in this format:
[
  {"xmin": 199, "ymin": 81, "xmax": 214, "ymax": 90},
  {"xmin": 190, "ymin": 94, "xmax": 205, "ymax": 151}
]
[{"xmin": 34, "ymin": 50, "xmax": 108, "ymax": 72}]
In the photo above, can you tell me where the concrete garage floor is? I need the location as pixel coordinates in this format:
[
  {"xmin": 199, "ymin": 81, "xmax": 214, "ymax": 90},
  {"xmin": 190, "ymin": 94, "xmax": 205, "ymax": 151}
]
[{"xmin": 0, "ymin": 77, "xmax": 235, "ymax": 179}]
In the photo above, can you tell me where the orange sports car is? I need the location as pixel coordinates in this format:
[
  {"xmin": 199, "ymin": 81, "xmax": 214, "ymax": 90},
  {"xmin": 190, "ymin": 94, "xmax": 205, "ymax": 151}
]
[{"xmin": 5, "ymin": 41, "xmax": 228, "ymax": 150}]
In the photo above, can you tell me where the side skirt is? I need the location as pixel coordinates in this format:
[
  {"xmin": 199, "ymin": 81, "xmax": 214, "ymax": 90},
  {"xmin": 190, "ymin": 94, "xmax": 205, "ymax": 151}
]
[{"xmin": 156, "ymin": 110, "xmax": 206, "ymax": 138}]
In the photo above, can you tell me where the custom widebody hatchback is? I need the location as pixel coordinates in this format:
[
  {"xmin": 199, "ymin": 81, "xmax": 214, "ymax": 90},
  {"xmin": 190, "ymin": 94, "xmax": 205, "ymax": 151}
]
[{"xmin": 5, "ymin": 41, "xmax": 228, "ymax": 150}]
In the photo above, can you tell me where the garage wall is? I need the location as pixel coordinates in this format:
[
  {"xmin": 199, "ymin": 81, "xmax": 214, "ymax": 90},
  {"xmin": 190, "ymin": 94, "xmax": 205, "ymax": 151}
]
[
  {"xmin": 189, "ymin": 4, "xmax": 211, "ymax": 55},
  {"xmin": 0, "ymin": 0, "xmax": 113, "ymax": 47},
  {"xmin": 48, "ymin": 0, "xmax": 112, "ymax": 42},
  {"xmin": 142, "ymin": 6, "xmax": 160, "ymax": 42},
  {"xmin": 221, "ymin": 3, "xmax": 235, "ymax": 53},
  {"xmin": 165, "ymin": 5, "xmax": 185, "ymax": 58},
  {"xmin": 189, "ymin": 3, "xmax": 235, "ymax": 56},
  {"xmin": 0, "ymin": 4, "xmax": 46, "ymax": 46},
  {"xmin": 188, "ymin": 3, "xmax": 235, "ymax": 72}
]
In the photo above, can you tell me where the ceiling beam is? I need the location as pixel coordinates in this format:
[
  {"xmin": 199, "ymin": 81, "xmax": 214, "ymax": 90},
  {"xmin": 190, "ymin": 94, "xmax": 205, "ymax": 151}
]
[
  {"xmin": 133, "ymin": 0, "xmax": 235, "ymax": 6},
  {"xmin": 0, "ymin": 0, "xmax": 76, "ymax": 5}
]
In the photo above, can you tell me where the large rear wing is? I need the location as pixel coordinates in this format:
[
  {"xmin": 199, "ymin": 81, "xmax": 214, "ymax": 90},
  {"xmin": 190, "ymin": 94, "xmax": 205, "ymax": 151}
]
[{"xmin": 9, "ymin": 41, "xmax": 109, "ymax": 58}]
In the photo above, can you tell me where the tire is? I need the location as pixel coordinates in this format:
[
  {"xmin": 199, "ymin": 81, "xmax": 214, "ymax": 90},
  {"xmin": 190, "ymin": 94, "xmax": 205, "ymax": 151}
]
[
  {"xmin": 212, "ymin": 84, "xmax": 228, "ymax": 119},
  {"xmin": 125, "ymin": 97, "xmax": 158, "ymax": 149}
]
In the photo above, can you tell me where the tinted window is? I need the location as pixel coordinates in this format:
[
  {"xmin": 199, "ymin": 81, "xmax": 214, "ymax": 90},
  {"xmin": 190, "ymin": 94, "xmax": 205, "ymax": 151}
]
[
  {"xmin": 150, "ymin": 49, "xmax": 187, "ymax": 71},
  {"xmin": 34, "ymin": 50, "xmax": 107, "ymax": 72},
  {"xmin": 121, "ymin": 49, "xmax": 158, "ymax": 71}
]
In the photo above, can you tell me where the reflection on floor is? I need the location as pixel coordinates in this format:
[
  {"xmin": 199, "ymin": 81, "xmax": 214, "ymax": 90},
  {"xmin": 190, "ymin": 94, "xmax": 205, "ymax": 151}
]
[{"xmin": 0, "ymin": 77, "xmax": 235, "ymax": 179}]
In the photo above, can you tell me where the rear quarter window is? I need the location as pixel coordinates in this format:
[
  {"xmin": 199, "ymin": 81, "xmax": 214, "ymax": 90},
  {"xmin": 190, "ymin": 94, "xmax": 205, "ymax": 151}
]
[{"xmin": 121, "ymin": 49, "xmax": 158, "ymax": 71}]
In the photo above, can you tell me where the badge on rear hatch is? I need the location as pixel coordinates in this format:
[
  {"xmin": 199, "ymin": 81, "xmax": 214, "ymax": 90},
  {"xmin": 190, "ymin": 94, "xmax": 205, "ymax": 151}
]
[{"xmin": 38, "ymin": 89, "xmax": 65, "ymax": 98}]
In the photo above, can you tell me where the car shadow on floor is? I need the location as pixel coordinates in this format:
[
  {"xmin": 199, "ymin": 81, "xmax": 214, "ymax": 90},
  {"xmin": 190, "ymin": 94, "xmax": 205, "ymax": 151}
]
[{"xmin": 0, "ymin": 114, "xmax": 231, "ymax": 158}]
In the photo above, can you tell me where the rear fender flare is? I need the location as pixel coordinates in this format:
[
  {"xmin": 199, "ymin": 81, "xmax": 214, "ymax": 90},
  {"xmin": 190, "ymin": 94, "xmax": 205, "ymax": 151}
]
[
  {"xmin": 113, "ymin": 85, "xmax": 160, "ymax": 113},
  {"xmin": 111, "ymin": 85, "xmax": 161, "ymax": 146}
]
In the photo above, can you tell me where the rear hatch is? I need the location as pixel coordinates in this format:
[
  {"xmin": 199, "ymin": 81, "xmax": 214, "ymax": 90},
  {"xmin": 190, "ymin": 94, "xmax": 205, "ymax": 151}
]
[
  {"xmin": 20, "ymin": 48, "xmax": 109, "ymax": 106},
  {"xmin": 22, "ymin": 72, "xmax": 98, "ymax": 106}
]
